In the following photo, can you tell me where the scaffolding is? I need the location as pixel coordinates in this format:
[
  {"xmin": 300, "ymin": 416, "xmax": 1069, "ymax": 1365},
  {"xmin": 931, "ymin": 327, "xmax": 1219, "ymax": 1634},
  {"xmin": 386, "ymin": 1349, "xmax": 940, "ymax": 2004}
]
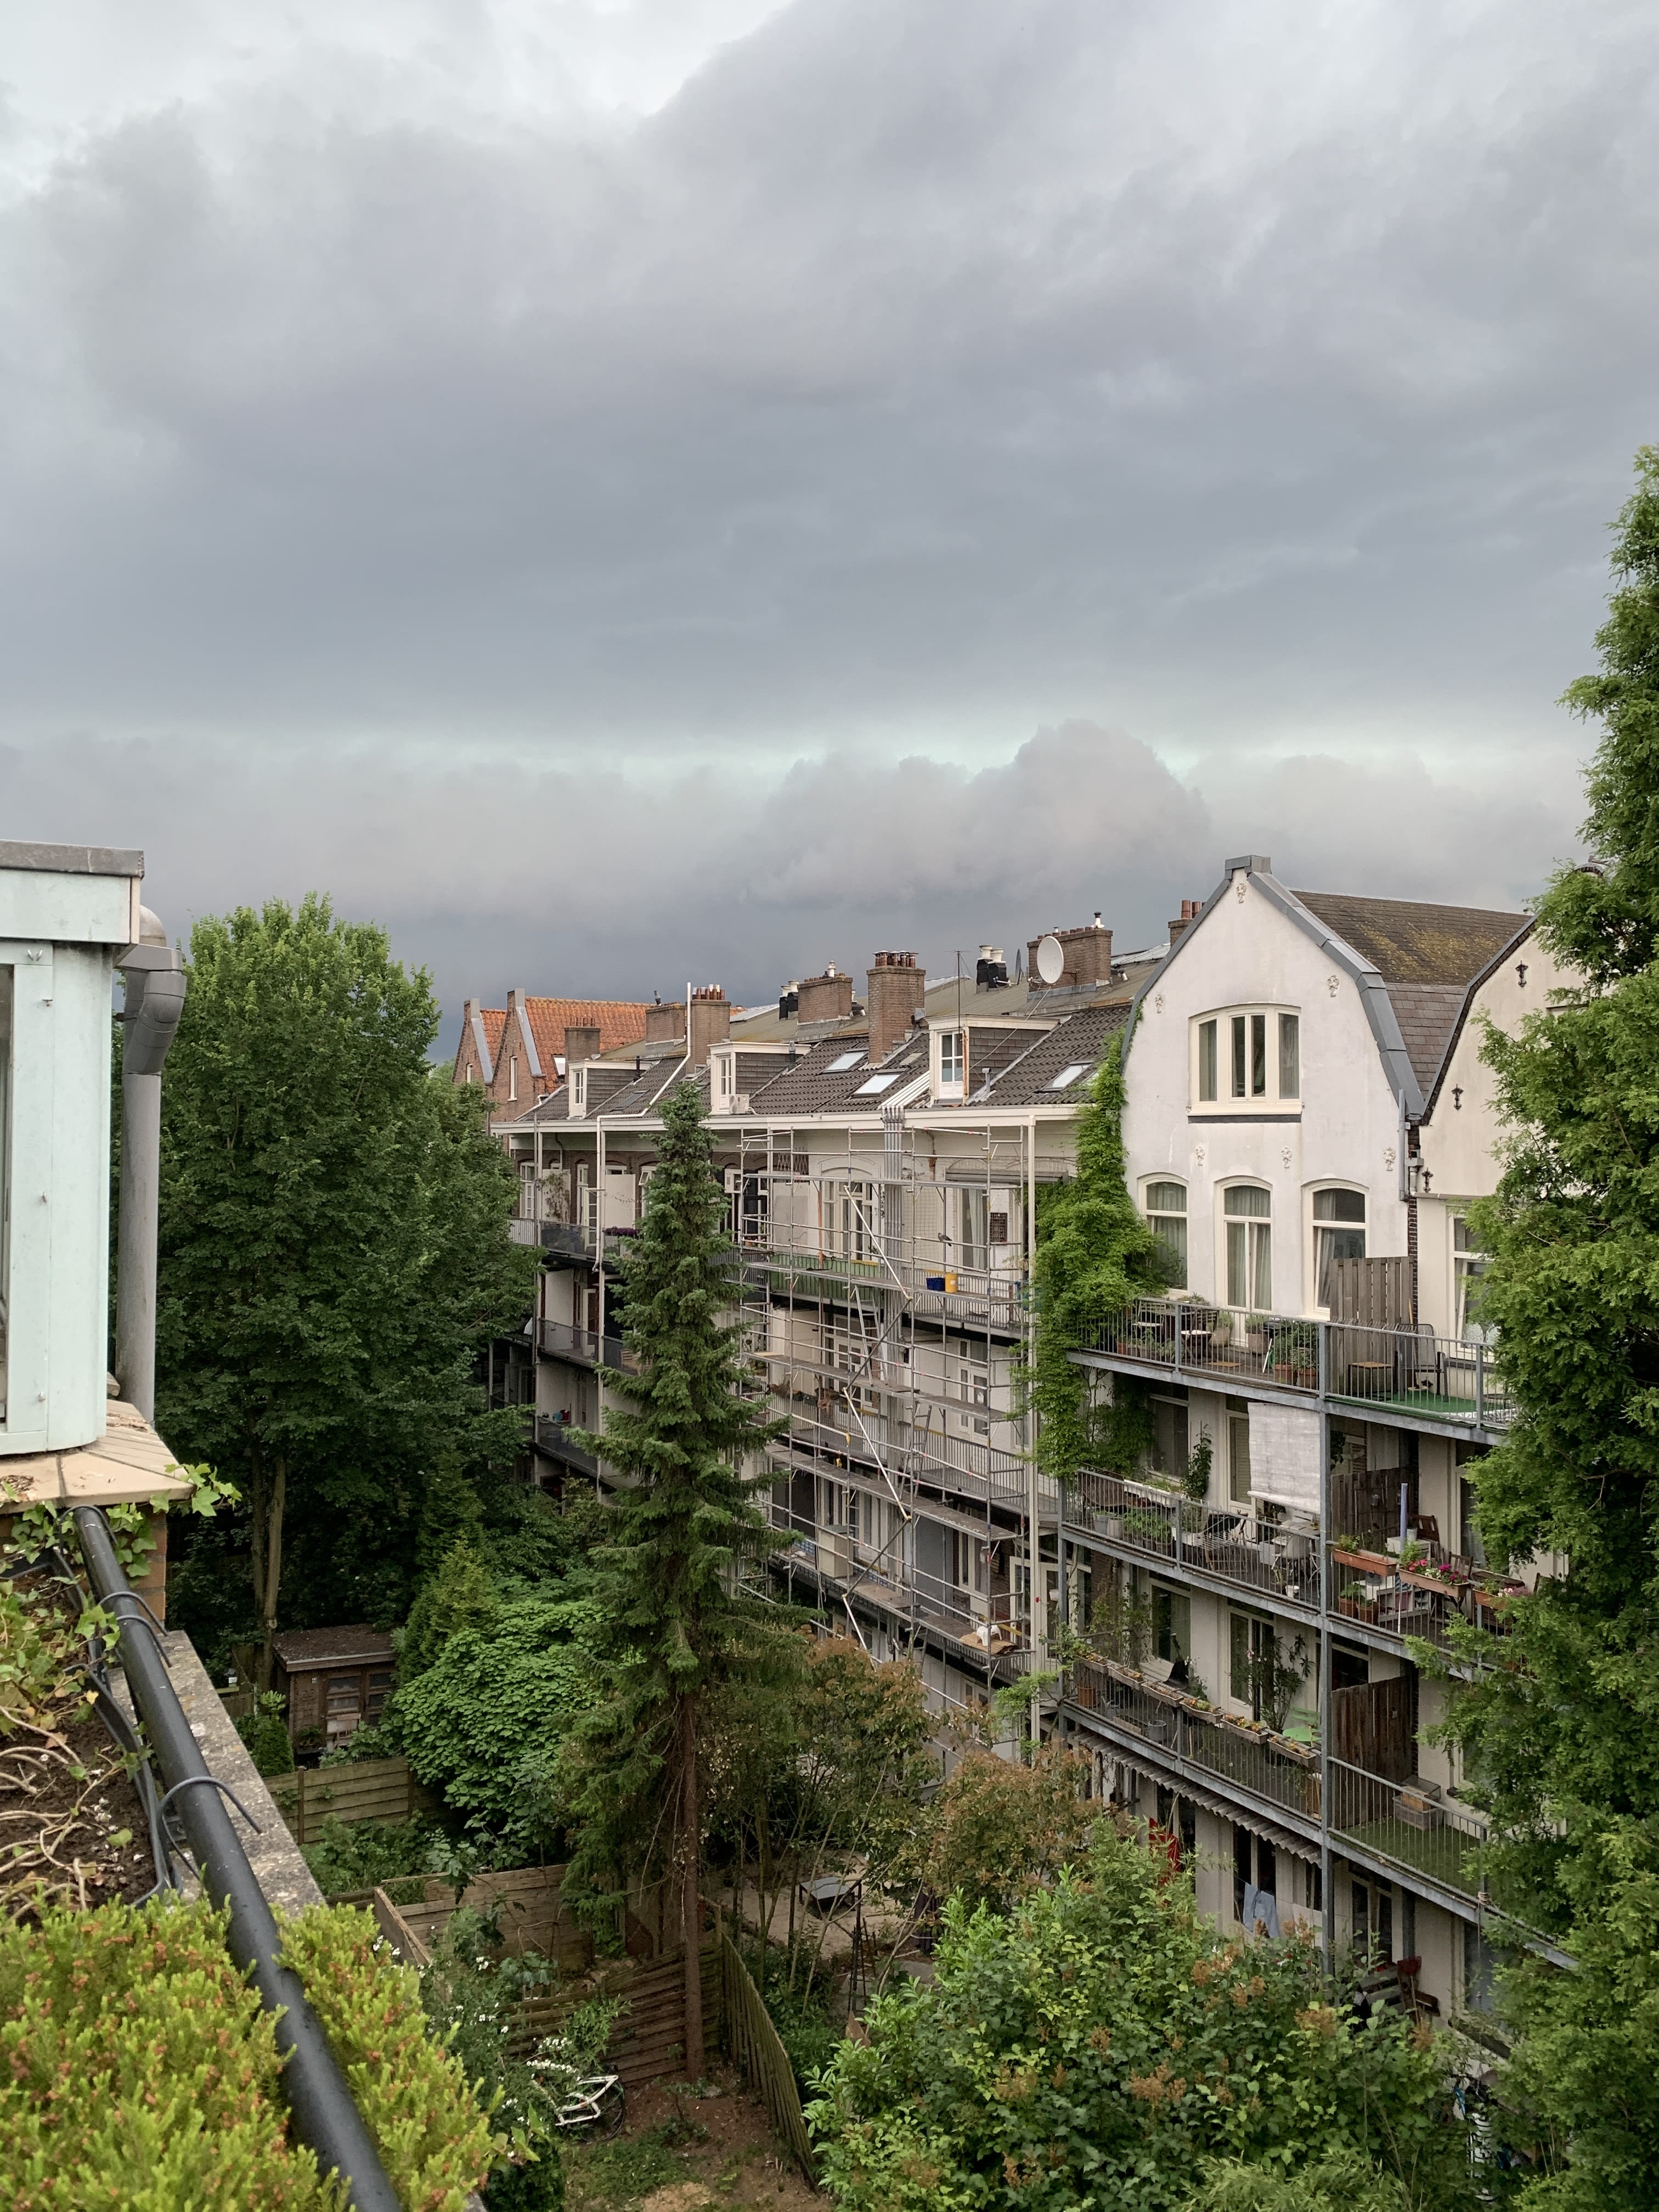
[{"xmin": 725, "ymin": 1109, "xmax": 1062, "ymax": 1699}]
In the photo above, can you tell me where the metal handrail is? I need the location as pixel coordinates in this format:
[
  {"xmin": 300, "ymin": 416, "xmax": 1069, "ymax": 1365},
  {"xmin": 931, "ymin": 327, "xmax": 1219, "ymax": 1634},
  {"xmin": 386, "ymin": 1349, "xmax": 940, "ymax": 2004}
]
[{"xmin": 72, "ymin": 1508, "xmax": 400, "ymax": 2212}]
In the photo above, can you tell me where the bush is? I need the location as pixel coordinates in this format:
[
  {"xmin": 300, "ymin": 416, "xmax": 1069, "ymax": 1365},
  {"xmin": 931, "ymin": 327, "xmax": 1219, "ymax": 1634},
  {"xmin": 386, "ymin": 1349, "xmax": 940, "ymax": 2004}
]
[
  {"xmin": 236, "ymin": 1690, "xmax": 296, "ymax": 1776},
  {"xmin": 301, "ymin": 1814, "xmax": 436, "ymax": 1900},
  {"xmin": 747, "ymin": 1943, "xmax": 843, "ymax": 2092},
  {"xmin": 808, "ymin": 1831, "xmax": 1464, "ymax": 2212},
  {"xmin": 0, "ymin": 1898, "xmax": 498, "ymax": 2210}
]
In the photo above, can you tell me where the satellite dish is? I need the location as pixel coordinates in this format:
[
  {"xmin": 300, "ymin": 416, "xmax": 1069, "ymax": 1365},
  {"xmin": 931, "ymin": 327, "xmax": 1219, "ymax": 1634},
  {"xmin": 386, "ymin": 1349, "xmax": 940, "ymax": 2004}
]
[{"xmin": 1036, "ymin": 934, "xmax": 1064, "ymax": 985}]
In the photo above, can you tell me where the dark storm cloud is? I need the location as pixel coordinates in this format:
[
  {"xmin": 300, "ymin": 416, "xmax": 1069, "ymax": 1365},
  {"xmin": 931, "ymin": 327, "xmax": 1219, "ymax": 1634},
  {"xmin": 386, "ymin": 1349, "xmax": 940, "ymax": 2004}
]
[{"xmin": 0, "ymin": 0, "xmax": 1645, "ymax": 1014}]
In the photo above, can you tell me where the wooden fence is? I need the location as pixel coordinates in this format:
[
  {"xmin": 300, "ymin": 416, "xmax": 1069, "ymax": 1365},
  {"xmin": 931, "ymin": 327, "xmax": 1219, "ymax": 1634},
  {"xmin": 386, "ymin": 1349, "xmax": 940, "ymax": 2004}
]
[
  {"xmin": 505, "ymin": 1944, "xmax": 723, "ymax": 2094},
  {"xmin": 267, "ymin": 1757, "xmax": 430, "ymax": 1843},
  {"xmin": 396, "ymin": 1864, "xmax": 594, "ymax": 1970},
  {"xmin": 717, "ymin": 1934, "xmax": 817, "ymax": 2183}
]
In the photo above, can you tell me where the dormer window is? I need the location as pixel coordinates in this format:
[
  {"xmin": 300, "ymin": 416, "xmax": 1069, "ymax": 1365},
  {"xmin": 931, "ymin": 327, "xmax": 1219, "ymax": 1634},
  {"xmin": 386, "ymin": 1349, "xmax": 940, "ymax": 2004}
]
[
  {"xmin": 939, "ymin": 1031, "xmax": 964, "ymax": 1091},
  {"xmin": 1194, "ymin": 1009, "xmax": 1299, "ymax": 1114}
]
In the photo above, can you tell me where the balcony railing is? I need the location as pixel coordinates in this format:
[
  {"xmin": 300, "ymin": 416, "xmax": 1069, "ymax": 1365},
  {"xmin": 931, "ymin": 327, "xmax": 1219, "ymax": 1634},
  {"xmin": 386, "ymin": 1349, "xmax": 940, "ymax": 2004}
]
[
  {"xmin": 1068, "ymin": 1657, "xmax": 1321, "ymax": 1828},
  {"xmin": 533, "ymin": 1415, "xmax": 599, "ymax": 1479},
  {"xmin": 773, "ymin": 1406, "xmax": 1046, "ymax": 1509},
  {"xmin": 1074, "ymin": 1299, "xmax": 1514, "ymax": 1431},
  {"xmin": 1330, "ymin": 1548, "xmax": 1520, "ymax": 1656},
  {"xmin": 537, "ymin": 1320, "xmax": 641, "ymax": 1374},
  {"xmin": 1327, "ymin": 1753, "xmax": 1488, "ymax": 1907},
  {"xmin": 766, "ymin": 1498, "xmax": 1030, "ymax": 1667},
  {"xmin": 1063, "ymin": 1472, "xmax": 1321, "ymax": 1614},
  {"xmin": 737, "ymin": 1234, "xmax": 1028, "ymax": 1328}
]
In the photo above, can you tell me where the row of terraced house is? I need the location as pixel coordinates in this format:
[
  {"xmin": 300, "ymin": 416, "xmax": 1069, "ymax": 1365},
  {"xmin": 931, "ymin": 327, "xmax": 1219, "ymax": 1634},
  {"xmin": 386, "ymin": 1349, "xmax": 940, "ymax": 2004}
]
[{"xmin": 458, "ymin": 853, "xmax": 1567, "ymax": 2023}]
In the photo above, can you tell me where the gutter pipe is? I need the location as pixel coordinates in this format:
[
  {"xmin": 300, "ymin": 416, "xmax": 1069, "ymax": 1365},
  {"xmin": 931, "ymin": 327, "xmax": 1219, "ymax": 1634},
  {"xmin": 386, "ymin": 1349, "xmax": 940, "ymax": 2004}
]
[{"xmin": 72, "ymin": 1505, "xmax": 403, "ymax": 2212}]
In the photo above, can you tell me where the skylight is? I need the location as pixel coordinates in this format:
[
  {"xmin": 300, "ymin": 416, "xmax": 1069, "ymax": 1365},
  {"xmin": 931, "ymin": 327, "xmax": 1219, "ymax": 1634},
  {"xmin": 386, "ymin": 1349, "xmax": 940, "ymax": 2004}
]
[
  {"xmin": 827, "ymin": 1051, "xmax": 865, "ymax": 1072},
  {"xmin": 1049, "ymin": 1063, "xmax": 1090, "ymax": 1090},
  {"xmin": 855, "ymin": 1071, "xmax": 902, "ymax": 1094}
]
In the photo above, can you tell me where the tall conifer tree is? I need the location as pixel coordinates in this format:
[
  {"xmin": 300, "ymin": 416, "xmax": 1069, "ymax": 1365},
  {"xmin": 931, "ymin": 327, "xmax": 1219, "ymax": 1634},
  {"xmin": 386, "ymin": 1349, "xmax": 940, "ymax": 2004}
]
[
  {"xmin": 1435, "ymin": 449, "xmax": 1659, "ymax": 2204},
  {"xmin": 563, "ymin": 1080, "xmax": 794, "ymax": 2075}
]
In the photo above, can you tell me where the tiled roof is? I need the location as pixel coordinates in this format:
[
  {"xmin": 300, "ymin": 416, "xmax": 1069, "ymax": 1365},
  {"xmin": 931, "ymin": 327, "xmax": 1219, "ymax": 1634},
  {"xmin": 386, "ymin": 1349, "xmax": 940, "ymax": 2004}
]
[
  {"xmin": 976, "ymin": 1003, "xmax": 1131, "ymax": 1105},
  {"xmin": 479, "ymin": 1009, "xmax": 507, "ymax": 1058},
  {"xmin": 523, "ymin": 998, "xmax": 651, "ymax": 1069},
  {"xmin": 592, "ymin": 1055, "xmax": 698, "ymax": 1120},
  {"xmin": 1294, "ymin": 892, "xmax": 1527, "ymax": 987},
  {"xmin": 1385, "ymin": 983, "xmax": 1474, "ymax": 1096},
  {"xmin": 743, "ymin": 1032, "xmax": 927, "ymax": 1119}
]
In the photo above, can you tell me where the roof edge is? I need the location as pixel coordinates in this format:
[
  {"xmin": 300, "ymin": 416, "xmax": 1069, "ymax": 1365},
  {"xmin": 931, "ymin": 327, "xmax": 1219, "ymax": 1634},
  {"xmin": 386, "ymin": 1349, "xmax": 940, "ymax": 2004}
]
[{"xmin": 1420, "ymin": 916, "xmax": 1537, "ymax": 1120}]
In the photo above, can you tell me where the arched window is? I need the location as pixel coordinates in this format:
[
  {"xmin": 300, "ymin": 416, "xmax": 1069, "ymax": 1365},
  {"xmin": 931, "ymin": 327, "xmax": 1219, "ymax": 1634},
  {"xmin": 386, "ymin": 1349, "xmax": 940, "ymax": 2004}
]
[
  {"xmin": 1224, "ymin": 1185, "xmax": 1272, "ymax": 1310},
  {"xmin": 1144, "ymin": 1181, "xmax": 1188, "ymax": 1285},
  {"xmin": 1313, "ymin": 1188, "xmax": 1365, "ymax": 1306}
]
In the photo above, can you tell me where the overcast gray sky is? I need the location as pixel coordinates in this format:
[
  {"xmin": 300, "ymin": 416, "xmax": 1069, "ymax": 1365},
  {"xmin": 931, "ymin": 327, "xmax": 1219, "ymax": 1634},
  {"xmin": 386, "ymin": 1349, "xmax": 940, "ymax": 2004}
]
[{"xmin": 1, "ymin": 1, "xmax": 1652, "ymax": 1039}]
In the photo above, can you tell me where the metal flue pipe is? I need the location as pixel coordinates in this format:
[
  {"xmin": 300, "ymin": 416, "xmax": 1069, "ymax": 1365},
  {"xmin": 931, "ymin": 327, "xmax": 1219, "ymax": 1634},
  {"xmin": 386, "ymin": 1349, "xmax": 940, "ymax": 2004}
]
[
  {"xmin": 73, "ymin": 1506, "xmax": 402, "ymax": 2212},
  {"xmin": 115, "ymin": 906, "xmax": 185, "ymax": 1420}
]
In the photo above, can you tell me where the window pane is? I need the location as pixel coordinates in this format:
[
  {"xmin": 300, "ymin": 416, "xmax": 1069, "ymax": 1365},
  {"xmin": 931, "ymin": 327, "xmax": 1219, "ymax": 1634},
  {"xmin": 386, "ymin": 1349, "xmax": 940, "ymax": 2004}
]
[
  {"xmin": 1317, "ymin": 1223, "xmax": 1366, "ymax": 1305},
  {"xmin": 1313, "ymin": 1188, "xmax": 1366, "ymax": 1222},
  {"xmin": 1199, "ymin": 1019, "xmax": 1217, "ymax": 1102},
  {"xmin": 1153, "ymin": 1214, "xmax": 1187, "ymax": 1283},
  {"xmin": 1146, "ymin": 1181, "xmax": 1186, "ymax": 1212},
  {"xmin": 1224, "ymin": 1184, "xmax": 1271, "ymax": 1218},
  {"xmin": 1279, "ymin": 1013, "xmax": 1299, "ymax": 1098},
  {"xmin": 1231, "ymin": 1015, "xmax": 1246, "ymax": 1098},
  {"xmin": 1251, "ymin": 1223, "xmax": 1272, "ymax": 1311},
  {"xmin": 1227, "ymin": 1220, "xmax": 1246, "ymax": 1306},
  {"xmin": 1251, "ymin": 1013, "xmax": 1267, "ymax": 1096},
  {"xmin": 1229, "ymin": 1412, "xmax": 1252, "ymax": 1503}
]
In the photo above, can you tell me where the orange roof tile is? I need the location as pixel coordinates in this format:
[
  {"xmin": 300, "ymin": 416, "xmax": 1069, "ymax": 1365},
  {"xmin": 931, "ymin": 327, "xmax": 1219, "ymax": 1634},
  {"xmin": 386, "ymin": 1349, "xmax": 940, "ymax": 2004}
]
[{"xmin": 523, "ymin": 998, "xmax": 651, "ymax": 1074}]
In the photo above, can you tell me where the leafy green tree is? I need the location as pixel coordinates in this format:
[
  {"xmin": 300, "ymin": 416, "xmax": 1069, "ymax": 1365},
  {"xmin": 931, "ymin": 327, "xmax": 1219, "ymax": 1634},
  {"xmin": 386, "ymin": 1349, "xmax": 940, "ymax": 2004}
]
[
  {"xmin": 1429, "ymin": 450, "xmax": 1659, "ymax": 2205},
  {"xmin": 560, "ymin": 1079, "xmax": 797, "ymax": 2075},
  {"xmin": 808, "ymin": 1833, "xmax": 1461, "ymax": 2212},
  {"xmin": 402, "ymin": 1541, "xmax": 502, "ymax": 1681},
  {"xmin": 1023, "ymin": 1041, "xmax": 1165, "ymax": 1482},
  {"xmin": 396, "ymin": 1590, "xmax": 606, "ymax": 1852},
  {"xmin": 154, "ymin": 895, "xmax": 536, "ymax": 1680},
  {"xmin": 922, "ymin": 1739, "xmax": 1092, "ymax": 1916}
]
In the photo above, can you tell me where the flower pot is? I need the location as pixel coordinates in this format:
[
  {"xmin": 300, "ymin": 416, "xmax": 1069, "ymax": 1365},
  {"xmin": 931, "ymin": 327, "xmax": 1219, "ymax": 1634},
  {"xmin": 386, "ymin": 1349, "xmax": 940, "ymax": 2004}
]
[{"xmin": 1096, "ymin": 1513, "xmax": 1124, "ymax": 1539}]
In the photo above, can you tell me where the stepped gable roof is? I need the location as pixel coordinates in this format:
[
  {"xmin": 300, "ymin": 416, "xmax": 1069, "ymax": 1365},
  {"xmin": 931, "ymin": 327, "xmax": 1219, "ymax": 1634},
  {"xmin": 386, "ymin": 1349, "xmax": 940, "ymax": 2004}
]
[
  {"xmin": 1293, "ymin": 890, "xmax": 1530, "ymax": 1095},
  {"xmin": 1292, "ymin": 892, "xmax": 1527, "ymax": 988},
  {"xmin": 975, "ymin": 1002, "xmax": 1132, "ymax": 1105},
  {"xmin": 742, "ymin": 1030, "xmax": 926, "ymax": 1119}
]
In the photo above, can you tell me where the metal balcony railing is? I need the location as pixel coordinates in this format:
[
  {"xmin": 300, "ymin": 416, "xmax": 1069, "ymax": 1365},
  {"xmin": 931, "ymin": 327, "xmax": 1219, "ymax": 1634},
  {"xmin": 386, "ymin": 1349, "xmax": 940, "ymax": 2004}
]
[
  {"xmin": 1329, "ymin": 1548, "xmax": 1520, "ymax": 1656},
  {"xmin": 1067, "ymin": 1657, "xmax": 1321, "ymax": 1827},
  {"xmin": 1326, "ymin": 1753, "xmax": 1489, "ymax": 1907},
  {"xmin": 773, "ymin": 1406, "xmax": 1045, "ymax": 1508},
  {"xmin": 766, "ymin": 1499, "xmax": 1030, "ymax": 1667},
  {"xmin": 1063, "ymin": 1472, "xmax": 1321, "ymax": 1614},
  {"xmin": 1073, "ymin": 1299, "xmax": 1515, "ymax": 1430},
  {"xmin": 537, "ymin": 1320, "xmax": 641, "ymax": 1374},
  {"xmin": 533, "ymin": 1415, "xmax": 599, "ymax": 1479}
]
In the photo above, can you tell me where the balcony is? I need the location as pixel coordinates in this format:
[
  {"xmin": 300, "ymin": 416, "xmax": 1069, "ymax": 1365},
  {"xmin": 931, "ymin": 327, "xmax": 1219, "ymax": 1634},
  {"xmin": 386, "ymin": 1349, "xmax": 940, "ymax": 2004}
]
[
  {"xmin": 771, "ymin": 1405, "xmax": 1044, "ymax": 1510},
  {"xmin": 736, "ymin": 1232, "xmax": 1028, "ymax": 1331},
  {"xmin": 1327, "ymin": 1753, "xmax": 1489, "ymax": 1911},
  {"xmin": 537, "ymin": 1320, "xmax": 641, "ymax": 1374},
  {"xmin": 1330, "ymin": 1546, "xmax": 1520, "ymax": 1660},
  {"xmin": 1073, "ymin": 1299, "xmax": 1514, "ymax": 1434},
  {"xmin": 1067, "ymin": 1657, "xmax": 1321, "ymax": 1834},
  {"xmin": 533, "ymin": 1415, "xmax": 599, "ymax": 1480},
  {"xmin": 1063, "ymin": 1472, "xmax": 1321, "ymax": 1618},
  {"xmin": 766, "ymin": 1498, "xmax": 1031, "ymax": 1675}
]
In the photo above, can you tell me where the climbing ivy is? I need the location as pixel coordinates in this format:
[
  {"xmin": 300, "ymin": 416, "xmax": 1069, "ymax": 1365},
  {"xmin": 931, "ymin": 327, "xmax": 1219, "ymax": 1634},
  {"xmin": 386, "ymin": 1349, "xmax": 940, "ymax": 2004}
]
[{"xmin": 1022, "ymin": 1039, "xmax": 1166, "ymax": 1483}]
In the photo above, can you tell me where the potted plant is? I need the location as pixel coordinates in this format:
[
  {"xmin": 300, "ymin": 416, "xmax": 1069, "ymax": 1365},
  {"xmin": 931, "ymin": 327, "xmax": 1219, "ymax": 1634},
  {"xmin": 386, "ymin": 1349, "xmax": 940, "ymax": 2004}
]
[{"xmin": 1244, "ymin": 1313, "xmax": 1272, "ymax": 1355}]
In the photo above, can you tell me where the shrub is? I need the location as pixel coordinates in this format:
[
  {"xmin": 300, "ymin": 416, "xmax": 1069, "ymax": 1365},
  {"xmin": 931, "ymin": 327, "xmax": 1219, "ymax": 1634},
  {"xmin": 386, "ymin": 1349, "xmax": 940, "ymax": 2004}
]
[
  {"xmin": 301, "ymin": 1814, "xmax": 436, "ymax": 1901},
  {"xmin": 236, "ymin": 1689, "xmax": 296, "ymax": 1776},
  {"xmin": 808, "ymin": 1831, "xmax": 1463, "ymax": 2212},
  {"xmin": 0, "ymin": 1898, "xmax": 498, "ymax": 2210}
]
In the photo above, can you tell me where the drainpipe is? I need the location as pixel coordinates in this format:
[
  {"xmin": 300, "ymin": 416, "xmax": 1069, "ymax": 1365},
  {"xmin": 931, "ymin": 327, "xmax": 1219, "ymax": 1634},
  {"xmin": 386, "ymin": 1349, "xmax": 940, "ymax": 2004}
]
[{"xmin": 115, "ymin": 910, "xmax": 187, "ymax": 1421}]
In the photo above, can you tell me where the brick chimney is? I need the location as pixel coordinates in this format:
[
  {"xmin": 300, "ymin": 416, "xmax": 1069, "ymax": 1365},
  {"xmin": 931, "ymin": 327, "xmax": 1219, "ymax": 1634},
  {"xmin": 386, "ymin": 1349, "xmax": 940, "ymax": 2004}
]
[
  {"xmin": 1026, "ymin": 914, "xmax": 1114, "ymax": 990},
  {"xmin": 866, "ymin": 951, "xmax": 925, "ymax": 1062},
  {"xmin": 795, "ymin": 965, "xmax": 855, "ymax": 1026},
  {"xmin": 687, "ymin": 985, "xmax": 731, "ymax": 1066},
  {"xmin": 1167, "ymin": 897, "xmax": 1204, "ymax": 946},
  {"xmin": 644, "ymin": 1000, "xmax": 686, "ymax": 1043},
  {"xmin": 564, "ymin": 1024, "xmax": 601, "ymax": 1062}
]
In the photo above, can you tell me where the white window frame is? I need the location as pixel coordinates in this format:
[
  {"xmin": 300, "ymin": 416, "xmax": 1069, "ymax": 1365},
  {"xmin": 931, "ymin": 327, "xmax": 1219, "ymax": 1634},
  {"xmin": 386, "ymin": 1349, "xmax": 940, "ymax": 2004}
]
[
  {"xmin": 936, "ymin": 1029, "xmax": 965, "ymax": 1098},
  {"xmin": 1190, "ymin": 1006, "xmax": 1301, "ymax": 1117},
  {"xmin": 1220, "ymin": 1182, "xmax": 1273, "ymax": 1312},
  {"xmin": 1307, "ymin": 1183, "xmax": 1367, "ymax": 1314},
  {"xmin": 1141, "ymin": 1177, "xmax": 1188, "ymax": 1289}
]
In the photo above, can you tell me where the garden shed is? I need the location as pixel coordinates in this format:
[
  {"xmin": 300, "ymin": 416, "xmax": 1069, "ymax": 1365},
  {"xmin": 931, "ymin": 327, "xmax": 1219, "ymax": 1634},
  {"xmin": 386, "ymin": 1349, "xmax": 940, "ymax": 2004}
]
[{"xmin": 272, "ymin": 1626, "xmax": 396, "ymax": 1747}]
